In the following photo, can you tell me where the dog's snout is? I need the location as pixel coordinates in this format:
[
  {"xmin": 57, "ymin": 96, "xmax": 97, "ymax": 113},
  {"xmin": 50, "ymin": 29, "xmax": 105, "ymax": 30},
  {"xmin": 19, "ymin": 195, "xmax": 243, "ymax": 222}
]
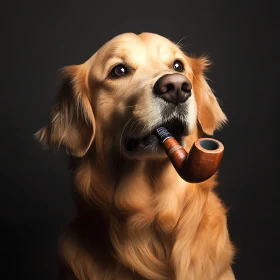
[{"xmin": 153, "ymin": 74, "xmax": 192, "ymax": 104}]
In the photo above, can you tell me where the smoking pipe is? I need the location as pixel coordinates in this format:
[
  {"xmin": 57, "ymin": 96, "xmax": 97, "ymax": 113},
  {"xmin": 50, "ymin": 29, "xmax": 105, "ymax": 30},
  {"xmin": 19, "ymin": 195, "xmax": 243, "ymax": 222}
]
[{"xmin": 156, "ymin": 127, "xmax": 224, "ymax": 183}]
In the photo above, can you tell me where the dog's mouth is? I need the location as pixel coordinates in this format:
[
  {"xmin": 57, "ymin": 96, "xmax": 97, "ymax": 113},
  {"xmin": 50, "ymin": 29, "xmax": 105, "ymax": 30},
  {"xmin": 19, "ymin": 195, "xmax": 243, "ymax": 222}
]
[{"xmin": 123, "ymin": 118, "xmax": 187, "ymax": 156}]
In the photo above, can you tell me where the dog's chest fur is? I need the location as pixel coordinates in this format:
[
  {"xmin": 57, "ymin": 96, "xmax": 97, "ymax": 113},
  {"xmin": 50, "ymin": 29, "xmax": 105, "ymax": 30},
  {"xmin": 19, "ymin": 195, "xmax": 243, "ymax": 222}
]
[{"xmin": 59, "ymin": 159, "xmax": 234, "ymax": 280}]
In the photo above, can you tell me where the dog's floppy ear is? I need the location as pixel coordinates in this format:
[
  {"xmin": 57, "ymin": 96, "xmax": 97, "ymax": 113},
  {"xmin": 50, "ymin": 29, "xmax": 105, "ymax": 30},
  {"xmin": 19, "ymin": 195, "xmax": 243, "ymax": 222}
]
[
  {"xmin": 190, "ymin": 56, "xmax": 227, "ymax": 135},
  {"xmin": 35, "ymin": 64, "xmax": 95, "ymax": 157}
]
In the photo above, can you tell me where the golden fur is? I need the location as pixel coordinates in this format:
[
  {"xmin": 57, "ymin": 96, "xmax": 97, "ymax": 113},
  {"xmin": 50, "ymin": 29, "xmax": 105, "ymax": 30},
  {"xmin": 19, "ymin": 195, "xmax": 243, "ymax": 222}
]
[{"xmin": 36, "ymin": 33, "xmax": 235, "ymax": 280}]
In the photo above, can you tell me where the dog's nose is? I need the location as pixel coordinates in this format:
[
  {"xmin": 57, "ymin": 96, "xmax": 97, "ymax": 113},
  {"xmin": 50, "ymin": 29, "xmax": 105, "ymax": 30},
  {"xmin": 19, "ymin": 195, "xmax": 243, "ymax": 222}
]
[{"xmin": 153, "ymin": 74, "xmax": 192, "ymax": 104}]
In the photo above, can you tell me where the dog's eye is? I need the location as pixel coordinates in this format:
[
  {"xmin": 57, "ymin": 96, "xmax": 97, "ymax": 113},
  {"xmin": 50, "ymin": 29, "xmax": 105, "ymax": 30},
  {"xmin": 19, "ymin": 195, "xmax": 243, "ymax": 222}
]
[
  {"xmin": 173, "ymin": 60, "xmax": 184, "ymax": 72},
  {"xmin": 110, "ymin": 64, "xmax": 128, "ymax": 79}
]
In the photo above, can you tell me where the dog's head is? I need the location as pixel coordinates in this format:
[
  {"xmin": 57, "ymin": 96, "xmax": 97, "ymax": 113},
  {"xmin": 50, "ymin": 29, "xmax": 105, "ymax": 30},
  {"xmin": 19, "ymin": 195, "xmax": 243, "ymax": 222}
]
[{"xmin": 36, "ymin": 33, "xmax": 226, "ymax": 160}]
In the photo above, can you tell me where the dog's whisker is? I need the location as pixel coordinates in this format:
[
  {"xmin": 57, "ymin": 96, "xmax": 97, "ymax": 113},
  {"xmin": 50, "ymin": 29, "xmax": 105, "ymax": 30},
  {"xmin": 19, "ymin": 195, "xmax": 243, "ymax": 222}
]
[
  {"xmin": 176, "ymin": 34, "xmax": 192, "ymax": 46},
  {"xmin": 121, "ymin": 104, "xmax": 137, "ymax": 109},
  {"xmin": 139, "ymin": 122, "xmax": 148, "ymax": 139},
  {"xmin": 147, "ymin": 168, "xmax": 158, "ymax": 190},
  {"xmin": 127, "ymin": 120, "xmax": 139, "ymax": 137},
  {"xmin": 138, "ymin": 110, "xmax": 158, "ymax": 138},
  {"xmin": 129, "ymin": 120, "xmax": 143, "ymax": 138},
  {"xmin": 119, "ymin": 117, "xmax": 134, "ymax": 159},
  {"xmin": 120, "ymin": 117, "xmax": 133, "ymax": 142}
]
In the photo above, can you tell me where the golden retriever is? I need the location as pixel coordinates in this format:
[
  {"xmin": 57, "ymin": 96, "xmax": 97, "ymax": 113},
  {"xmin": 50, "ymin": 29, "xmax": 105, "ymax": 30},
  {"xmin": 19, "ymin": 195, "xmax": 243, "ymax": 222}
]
[{"xmin": 36, "ymin": 32, "xmax": 235, "ymax": 280}]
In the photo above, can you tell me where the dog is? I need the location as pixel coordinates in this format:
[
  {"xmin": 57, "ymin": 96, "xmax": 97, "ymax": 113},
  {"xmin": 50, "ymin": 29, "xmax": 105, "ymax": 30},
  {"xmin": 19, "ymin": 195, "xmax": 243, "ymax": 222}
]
[{"xmin": 36, "ymin": 32, "xmax": 235, "ymax": 280}]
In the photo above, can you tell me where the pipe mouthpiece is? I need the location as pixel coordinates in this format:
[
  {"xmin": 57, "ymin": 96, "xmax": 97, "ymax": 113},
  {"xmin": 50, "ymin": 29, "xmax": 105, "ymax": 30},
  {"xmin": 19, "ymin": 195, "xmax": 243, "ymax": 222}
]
[{"xmin": 156, "ymin": 127, "xmax": 172, "ymax": 143}]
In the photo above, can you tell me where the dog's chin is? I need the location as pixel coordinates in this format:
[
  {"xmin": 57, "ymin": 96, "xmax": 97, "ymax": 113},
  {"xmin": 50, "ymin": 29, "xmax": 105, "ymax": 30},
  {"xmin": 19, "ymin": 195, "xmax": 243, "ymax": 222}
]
[{"xmin": 121, "ymin": 118, "xmax": 188, "ymax": 160}]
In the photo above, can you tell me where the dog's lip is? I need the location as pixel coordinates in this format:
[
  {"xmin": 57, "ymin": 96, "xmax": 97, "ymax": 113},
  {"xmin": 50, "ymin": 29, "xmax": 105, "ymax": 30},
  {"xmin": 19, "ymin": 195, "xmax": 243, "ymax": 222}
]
[{"xmin": 123, "ymin": 118, "xmax": 187, "ymax": 153}]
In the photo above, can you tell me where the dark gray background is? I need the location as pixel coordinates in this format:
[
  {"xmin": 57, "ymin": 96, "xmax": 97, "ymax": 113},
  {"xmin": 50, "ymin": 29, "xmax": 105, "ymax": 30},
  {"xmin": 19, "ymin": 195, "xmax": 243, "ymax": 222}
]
[{"xmin": 2, "ymin": 0, "xmax": 279, "ymax": 279}]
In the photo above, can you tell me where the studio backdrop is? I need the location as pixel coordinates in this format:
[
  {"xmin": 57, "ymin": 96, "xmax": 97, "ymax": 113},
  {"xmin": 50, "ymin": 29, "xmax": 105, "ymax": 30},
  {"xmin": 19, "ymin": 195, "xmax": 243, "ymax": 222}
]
[{"xmin": 1, "ymin": 0, "xmax": 279, "ymax": 279}]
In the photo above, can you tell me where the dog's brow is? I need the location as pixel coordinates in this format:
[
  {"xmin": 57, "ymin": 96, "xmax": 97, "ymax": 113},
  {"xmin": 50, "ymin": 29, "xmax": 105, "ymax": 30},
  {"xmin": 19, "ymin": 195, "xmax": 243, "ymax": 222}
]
[
  {"xmin": 157, "ymin": 44, "xmax": 183, "ymax": 63},
  {"xmin": 102, "ymin": 44, "xmax": 144, "ymax": 72},
  {"xmin": 104, "ymin": 54, "xmax": 136, "ymax": 72}
]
